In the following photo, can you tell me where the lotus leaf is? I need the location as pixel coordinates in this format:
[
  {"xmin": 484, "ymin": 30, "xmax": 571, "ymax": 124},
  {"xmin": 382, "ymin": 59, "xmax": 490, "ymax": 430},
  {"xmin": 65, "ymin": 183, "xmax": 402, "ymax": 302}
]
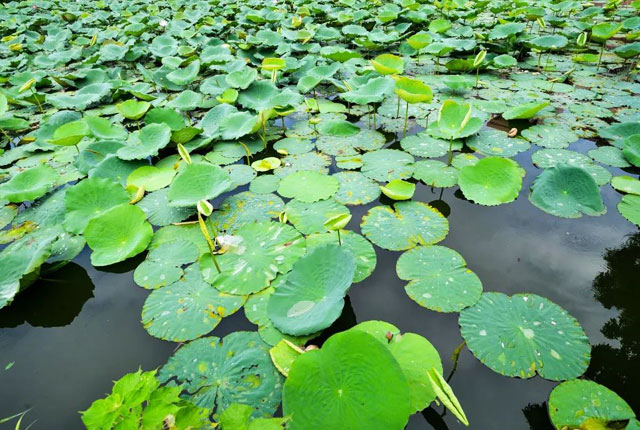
[
  {"xmin": 397, "ymin": 245, "xmax": 483, "ymax": 312},
  {"xmin": 202, "ymin": 221, "xmax": 305, "ymax": 295},
  {"xmin": 502, "ymin": 101, "xmax": 550, "ymax": 120},
  {"xmin": 0, "ymin": 165, "xmax": 57, "ymax": 203},
  {"xmin": 64, "ymin": 177, "xmax": 130, "ymax": 234},
  {"xmin": 548, "ymin": 380, "xmax": 635, "ymax": 430},
  {"xmin": 284, "ymin": 199, "xmax": 350, "ymax": 235},
  {"xmin": 212, "ymin": 191, "xmax": 284, "ymax": 233},
  {"xmin": 459, "ymin": 292, "xmax": 591, "ymax": 380},
  {"xmin": 168, "ymin": 162, "xmax": 233, "ymax": 207},
  {"xmin": 84, "ymin": 203, "xmax": 153, "ymax": 266},
  {"xmin": 529, "ymin": 165, "xmax": 606, "ymax": 218},
  {"xmin": 458, "ymin": 157, "xmax": 524, "ymax": 206},
  {"xmin": 361, "ymin": 201, "xmax": 449, "ymax": 251},
  {"xmin": 333, "ymin": 171, "xmax": 381, "ymax": 206},
  {"xmin": 361, "ymin": 149, "xmax": 414, "ymax": 182},
  {"xmin": 611, "ymin": 176, "xmax": 640, "ymax": 195},
  {"xmin": 158, "ymin": 331, "xmax": 283, "ymax": 416},
  {"xmin": 618, "ymin": 194, "xmax": 640, "ymax": 227},
  {"xmin": 413, "ymin": 160, "xmax": 459, "ymax": 188},
  {"xmin": 277, "ymin": 171, "xmax": 339, "ymax": 203},
  {"xmin": 283, "ymin": 330, "xmax": 411, "ymax": 430},
  {"xmin": 380, "ymin": 179, "xmax": 415, "ymax": 200},
  {"xmin": 268, "ymin": 244, "xmax": 355, "ymax": 336}
]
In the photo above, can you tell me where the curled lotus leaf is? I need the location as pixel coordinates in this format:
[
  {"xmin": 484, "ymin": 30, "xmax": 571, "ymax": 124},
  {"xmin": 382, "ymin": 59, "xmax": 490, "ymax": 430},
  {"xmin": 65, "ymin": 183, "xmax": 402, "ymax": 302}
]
[
  {"xmin": 529, "ymin": 165, "xmax": 606, "ymax": 218},
  {"xmin": 267, "ymin": 244, "xmax": 356, "ymax": 336}
]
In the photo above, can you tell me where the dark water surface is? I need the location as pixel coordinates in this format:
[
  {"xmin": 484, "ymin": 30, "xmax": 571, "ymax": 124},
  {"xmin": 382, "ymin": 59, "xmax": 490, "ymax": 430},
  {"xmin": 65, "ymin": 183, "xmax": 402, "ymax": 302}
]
[{"xmin": 1, "ymin": 138, "xmax": 639, "ymax": 429}]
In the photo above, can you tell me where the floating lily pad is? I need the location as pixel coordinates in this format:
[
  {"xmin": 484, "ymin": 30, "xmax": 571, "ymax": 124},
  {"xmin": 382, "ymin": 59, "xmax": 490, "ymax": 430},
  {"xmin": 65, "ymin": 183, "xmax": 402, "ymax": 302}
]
[
  {"xmin": 502, "ymin": 101, "xmax": 550, "ymax": 120},
  {"xmin": 133, "ymin": 240, "xmax": 199, "ymax": 289},
  {"xmin": 531, "ymin": 149, "xmax": 612, "ymax": 186},
  {"xmin": 400, "ymin": 133, "xmax": 463, "ymax": 158},
  {"xmin": 397, "ymin": 246, "xmax": 483, "ymax": 312},
  {"xmin": 268, "ymin": 244, "xmax": 355, "ymax": 336},
  {"xmin": 84, "ymin": 203, "xmax": 153, "ymax": 266},
  {"xmin": 277, "ymin": 171, "xmax": 339, "ymax": 203},
  {"xmin": 413, "ymin": 160, "xmax": 459, "ymax": 188},
  {"xmin": 168, "ymin": 162, "xmax": 233, "ymax": 207},
  {"xmin": 202, "ymin": 221, "xmax": 305, "ymax": 295},
  {"xmin": 459, "ymin": 292, "xmax": 591, "ymax": 380},
  {"xmin": 137, "ymin": 188, "xmax": 195, "ymax": 226},
  {"xmin": 361, "ymin": 149, "xmax": 414, "ymax": 182},
  {"xmin": 333, "ymin": 171, "xmax": 381, "ymax": 206},
  {"xmin": 548, "ymin": 380, "xmax": 635, "ymax": 430},
  {"xmin": 611, "ymin": 176, "xmax": 640, "ymax": 195},
  {"xmin": 117, "ymin": 123, "xmax": 172, "ymax": 160},
  {"xmin": 0, "ymin": 165, "xmax": 57, "ymax": 203},
  {"xmin": 285, "ymin": 198, "xmax": 350, "ymax": 235},
  {"xmin": 618, "ymin": 194, "xmax": 640, "ymax": 227},
  {"xmin": 588, "ymin": 146, "xmax": 630, "ymax": 168},
  {"xmin": 283, "ymin": 329, "xmax": 411, "ymax": 430},
  {"xmin": 249, "ymin": 175, "xmax": 281, "ymax": 194},
  {"xmin": 212, "ymin": 191, "xmax": 284, "ymax": 233},
  {"xmin": 306, "ymin": 231, "xmax": 376, "ymax": 283},
  {"xmin": 466, "ymin": 129, "xmax": 530, "ymax": 157},
  {"xmin": 521, "ymin": 124, "xmax": 578, "ymax": 149},
  {"xmin": 142, "ymin": 264, "xmax": 246, "ymax": 341},
  {"xmin": 458, "ymin": 157, "xmax": 524, "ymax": 206},
  {"xmin": 529, "ymin": 165, "xmax": 606, "ymax": 218},
  {"xmin": 361, "ymin": 202, "xmax": 449, "ymax": 251},
  {"xmin": 159, "ymin": 331, "xmax": 283, "ymax": 417},
  {"xmin": 126, "ymin": 166, "xmax": 177, "ymax": 192},
  {"xmin": 64, "ymin": 177, "xmax": 130, "ymax": 234}
]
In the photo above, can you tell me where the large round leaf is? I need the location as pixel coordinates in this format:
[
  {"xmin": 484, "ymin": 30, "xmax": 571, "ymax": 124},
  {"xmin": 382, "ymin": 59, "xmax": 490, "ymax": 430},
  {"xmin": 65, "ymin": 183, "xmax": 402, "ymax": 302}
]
[
  {"xmin": 277, "ymin": 171, "xmax": 339, "ymax": 203},
  {"xmin": 142, "ymin": 264, "xmax": 246, "ymax": 341},
  {"xmin": 306, "ymin": 231, "xmax": 376, "ymax": 283},
  {"xmin": 397, "ymin": 246, "xmax": 482, "ymax": 312},
  {"xmin": 168, "ymin": 162, "xmax": 233, "ymax": 207},
  {"xmin": 64, "ymin": 177, "xmax": 129, "ymax": 234},
  {"xmin": 459, "ymin": 292, "xmax": 591, "ymax": 381},
  {"xmin": 158, "ymin": 331, "xmax": 283, "ymax": 417},
  {"xmin": 84, "ymin": 203, "xmax": 153, "ymax": 266},
  {"xmin": 267, "ymin": 244, "xmax": 355, "ymax": 336},
  {"xmin": 203, "ymin": 221, "xmax": 305, "ymax": 295},
  {"xmin": 529, "ymin": 165, "xmax": 606, "ymax": 218},
  {"xmin": 361, "ymin": 149, "xmax": 414, "ymax": 182},
  {"xmin": 351, "ymin": 321, "xmax": 443, "ymax": 413},
  {"xmin": 361, "ymin": 202, "xmax": 449, "ymax": 251},
  {"xmin": 458, "ymin": 157, "xmax": 524, "ymax": 206},
  {"xmin": 0, "ymin": 165, "xmax": 57, "ymax": 203},
  {"xmin": 548, "ymin": 380, "xmax": 635, "ymax": 430},
  {"xmin": 283, "ymin": 330, "xmax": 411, "ymax": 430},
  {"xmin": 618, "ymin": 194, "xmax": 640, "ymax": 227}
]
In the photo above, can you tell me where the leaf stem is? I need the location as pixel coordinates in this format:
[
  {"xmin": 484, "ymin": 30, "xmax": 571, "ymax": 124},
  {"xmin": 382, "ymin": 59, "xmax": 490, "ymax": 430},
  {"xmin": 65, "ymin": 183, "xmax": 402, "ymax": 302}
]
[{"xmin": 403, "ymin": 101, "xmax": 409, "ymax": 138}]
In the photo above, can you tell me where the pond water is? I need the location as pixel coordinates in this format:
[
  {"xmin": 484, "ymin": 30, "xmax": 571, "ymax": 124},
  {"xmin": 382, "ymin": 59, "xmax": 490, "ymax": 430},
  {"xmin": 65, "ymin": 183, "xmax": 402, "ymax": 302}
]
[{"xmin": 0, "ymin": 137, "xmax": 638, "ymax": 429}]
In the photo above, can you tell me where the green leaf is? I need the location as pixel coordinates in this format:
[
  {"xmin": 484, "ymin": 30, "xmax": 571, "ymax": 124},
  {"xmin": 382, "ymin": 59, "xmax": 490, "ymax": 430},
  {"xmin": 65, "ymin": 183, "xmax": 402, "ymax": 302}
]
[
  {"xmin": 361, "ymin": 201, "xmax": 449, "ymax": 251},
  {"xmin": 277, "ymin": 171, "xmax": 339, "ymax": 203},
  {"xmin": 64, "ymin": 177, "xmax": 130, "ymax": 234},
  {"xmin": 397, "ymin": 245, "xmax": 482, "ymax": 312},
  {"xmin": 351, "ymin": 321, "xmax": 443, "ymax": 413},
  {"xmin": 142, "ymin": 264, "xmax": 246, "ymax": 341},
  {"xmin": 283, "ymin": 330, "xmax": 411, "ymax": 430},
  {"xmin": 502, "ymin": 101, "xmax": 550, "ymax": 120},
  {"xmin": 267, "ymin": 244, "xmax": 356, "ymax": 336},
  {"xmin": 0, "ymin": 165, "xmax": 57, "ymax": 203},
  {"xmin": 548, "ymin": 380, "xmax": 635, "ymax": 430},
  {"xmin": 116, "ymin": 99, "xmax": 151, "ymax": 120},
  {"xmin": 459, "ymin": 292, "xmax": 591, "ymax": 380},
  {"xmin": 333, "ymin": 171, "xmax": 381, "ymax": 206},
  {"xmin": 361, "ymin": 149, "xmax": 414, "ymax": 182},
  {"xmin": 529, "ymin": 165, "xmax": 606, "ymax": 218},
  {"xmin": 380, "ymin": 179, "xmax": 416, "ymax": 200},
  {"xmin": 437, "ymin": 100, "xmax": 472, "ymax": 139},
  {"xmin": 458, "ymin": 157, "xmax": 524, "ymax": 206},
  {"xmin": 427, "ymin": 368, "xmax": 469, "ymax": 426},
  {"xmin": 622, "ymin": 134, "xmax": 640, "ymax": 167},
  {"xmin": 618, "ymin": 194, "xmax": 640, "ymax": 227},
  {"xmin": 394, "ymin": 77, "xmax": 433, "ymax": 104},
  {"xmin": 371, "ymin": 54, "xmax": 404, "ymax": 75},
  {"xmin": 84, "ymin": 203, "xmax": 153, "ymax": 266},
  {"xmin": 49, "ymin": 120, "xmax": 90, "ymax": 146},
  {"xmin": 158, "ymin": 332, "xmax": 283, "ymax": 416},
  {"xmin": 306, "ymin": 231, "xmax": 376, "ymax": 283},
  {"xmin": 168, "ymin": 162, "xmax": 233, "ymax": 207},
  {"xmin": 203, "ymin": 221, "xmax": 305, "ymax": 295},
  {"xmin": 611, "ymin": 176, "xmax": 640, "ymax": 195},
  {"xmin": 117, "ymin": 123, "xmax": 172, "ymax": 160}
]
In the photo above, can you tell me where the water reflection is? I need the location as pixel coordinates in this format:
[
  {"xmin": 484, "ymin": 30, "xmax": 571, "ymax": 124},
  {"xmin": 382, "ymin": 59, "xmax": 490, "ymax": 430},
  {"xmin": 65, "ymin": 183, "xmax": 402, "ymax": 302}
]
[
  {"xmin": 0, "ymin": 263, "xmax": 94, "ymax": 328},
  {"xmin": 522, "ymin": 403, "xmax": 554, "ymax": 430},
  {"xmin": 586, "ymin": 232, "xmax": 640, "ymax": 414}
]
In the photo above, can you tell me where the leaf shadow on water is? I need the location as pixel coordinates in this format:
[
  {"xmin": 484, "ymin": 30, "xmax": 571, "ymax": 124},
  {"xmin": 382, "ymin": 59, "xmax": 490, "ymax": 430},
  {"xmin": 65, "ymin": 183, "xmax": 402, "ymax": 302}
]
[{"xmin": 0, "ymin": 263, "xmax": 94, "ymax": 328}]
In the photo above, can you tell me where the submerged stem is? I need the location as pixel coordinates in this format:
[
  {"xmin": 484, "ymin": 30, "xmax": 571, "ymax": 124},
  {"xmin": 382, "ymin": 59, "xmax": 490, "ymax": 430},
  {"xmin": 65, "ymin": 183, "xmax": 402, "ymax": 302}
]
[{"xmin": 403, "ymin": 101, "xmax": 409, "ymax": 138}]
